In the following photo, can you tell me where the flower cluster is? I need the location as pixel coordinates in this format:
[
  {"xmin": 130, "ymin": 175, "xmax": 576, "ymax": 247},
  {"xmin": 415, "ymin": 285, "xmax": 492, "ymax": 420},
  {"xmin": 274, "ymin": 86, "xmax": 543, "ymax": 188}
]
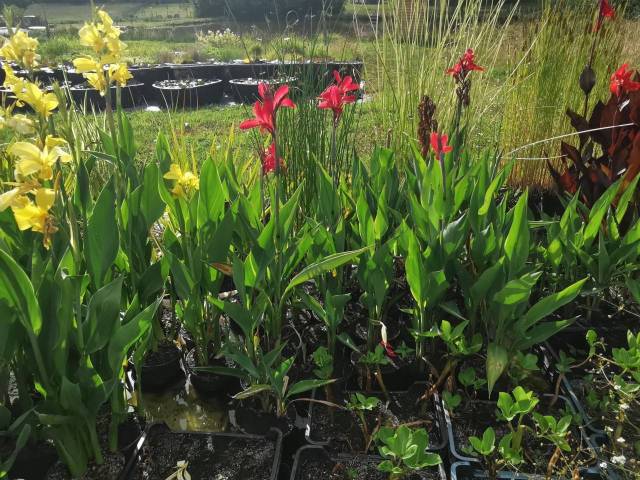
[
  {"xmin": 609, "ymin": 63, "xmax": 640, "ymax": 98},
  {"xmin": 446, "ymin": 48, "xmax": 484, "ymax": 82},
  {"xmin": 0, "ymin": 30, "xmax": 40, "ymax": 69},
  {"xmin": 163, "ymin": 163, "xmax": 200, "ymax": 199},
  {"xmin": 240, "ymin": 82, "xmax": 295, "ymax": 175},
  {"xmin": 0, "ymin": 136, "xmax": 72, "ymax": 248},
  {"xmin": 0, "ymin": 32, "xmax": 72, "ymax": 248},
  {"xmin": 318, "ymin": 70, "xmax": 360, "ymax": 125},
  {"xmin": 446, "ymin": 48, "xmax": 484, "ymax": 107},
  {"xmin": 595, "ymin": 0, "xmax": 615, "ymax": 32},
  {"xmin": 72, "ymin": 9, "xmax": 132, "ymax": 95}
]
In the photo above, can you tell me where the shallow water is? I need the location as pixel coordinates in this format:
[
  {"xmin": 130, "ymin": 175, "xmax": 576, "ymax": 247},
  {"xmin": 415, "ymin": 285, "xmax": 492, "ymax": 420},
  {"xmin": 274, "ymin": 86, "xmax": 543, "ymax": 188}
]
[{"xmin": 135, "ymin": 377, "xmax": 230, "ymax": 432}]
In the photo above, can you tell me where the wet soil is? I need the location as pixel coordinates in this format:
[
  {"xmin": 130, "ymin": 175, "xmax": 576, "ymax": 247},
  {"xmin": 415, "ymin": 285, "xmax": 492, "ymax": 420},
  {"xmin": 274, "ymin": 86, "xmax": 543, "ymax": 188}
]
[
  {"xmin": 294, "ymin": 449, "xmax": 440, "ymax": 480},
  {"xmin": 309, "ymin": 384, "xmax": 443, "ymax": 454},
  {"xmin": 450, "ymin": 398, "xmax": 597, "ymax": 475},
  {"xmin": 130, "ymin": 429, "xmax": 277, "ymax": 480}
]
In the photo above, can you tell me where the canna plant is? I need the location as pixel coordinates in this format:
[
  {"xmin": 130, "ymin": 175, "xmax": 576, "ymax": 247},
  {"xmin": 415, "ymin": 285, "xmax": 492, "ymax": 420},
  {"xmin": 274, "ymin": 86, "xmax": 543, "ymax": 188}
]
[{"xmin": 159, "ymin": 141, "xmax": 235, "ymax": 369}]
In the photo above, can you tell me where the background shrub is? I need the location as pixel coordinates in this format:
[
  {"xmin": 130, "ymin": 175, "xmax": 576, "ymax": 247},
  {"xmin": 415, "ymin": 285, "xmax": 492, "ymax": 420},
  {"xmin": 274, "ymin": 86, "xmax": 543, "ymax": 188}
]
[{"xmin": 193, "ymin": 0, "xmax": 345, "ymax": 20}]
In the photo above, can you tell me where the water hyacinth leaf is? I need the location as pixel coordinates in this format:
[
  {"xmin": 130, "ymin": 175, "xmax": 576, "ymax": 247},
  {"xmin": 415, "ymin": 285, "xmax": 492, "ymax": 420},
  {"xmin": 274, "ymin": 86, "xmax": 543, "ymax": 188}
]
[
  {"xmin": 0, "ymin": 248, "xmax": 42, "ymax": 335},
  {"xmin": 285, "ymin": 247, "xmax": 371, "ymax": 295},
  {"xmin": 486, "ymin": 343, "xmax": 509, "ymax": 395},
  {"xmin": 86, "ymin": 181, "xmax": 119, "ymax": 289}
]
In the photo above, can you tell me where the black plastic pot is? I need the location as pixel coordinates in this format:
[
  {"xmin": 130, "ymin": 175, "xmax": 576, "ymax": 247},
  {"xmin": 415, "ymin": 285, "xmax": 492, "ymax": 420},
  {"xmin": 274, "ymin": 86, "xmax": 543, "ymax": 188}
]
[
  {"xmin": 443, "ymin": 394, "xmax": 602, "ymax": 476},
  {"xmin": 129, "ymin": 65, "xmax": 173, "ymax": 103},
  {"xmin": 170, "ymin": 63, "xmax": 226, "ymax": 82},
  {"xmin": 138, "ymin": 342, "xmax": 184, "ymax": 392},
  {"xmin": 223, "ymin": 61, "xmax": 276, "ymax": 84},
  {"xmin": 229, "ymin": 76, "xmax": 297, "ymax": 104},
  {"xmin": 121, "ymin": 422, "xmax": 283, "ymax": 480},
  {"xmin": 70, "ymin": 82, "xmax": 146, "ymax": 110},
  {"xmin": 152, "ymin": 78, "xmax": 225, "ymax": 109},
  {"xmin": 450, "ymin": 461, "xmax": 604, "ymax": 480},
  {"xmin": 8, "ymin": 440, "xmax": 58, "ymax": 480},
  {"xmin": 305, "ymin": 382, "xmax": 447, "ymax": 454},
  {"xmin": 290, "ymin": 445, "xmax": 447, "ymax": 480},
  {"xmin": 319, "ymin": 60, "xmax": 364, "ymax": 87},
  {"xmin": 184, "ymin": 348, "xmax": 241, "ymax": 396}
]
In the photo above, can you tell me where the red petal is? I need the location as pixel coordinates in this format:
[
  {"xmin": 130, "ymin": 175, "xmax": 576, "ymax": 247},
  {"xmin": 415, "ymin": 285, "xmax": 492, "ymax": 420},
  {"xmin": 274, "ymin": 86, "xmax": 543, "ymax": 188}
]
[
  {"xmin": 258, "ymin": 82, "xmax": 269, "ymax": 99},
  {"xmin": 274, "ymin": 85, "xmax": 290, "ymax": 107},
  {"xmin": 240, "ymin": 118, "xmax": 261, "ymax": 130},
  {"xmin": 333, "ymin": 70, "xmax": 342, "ymax": 83}
]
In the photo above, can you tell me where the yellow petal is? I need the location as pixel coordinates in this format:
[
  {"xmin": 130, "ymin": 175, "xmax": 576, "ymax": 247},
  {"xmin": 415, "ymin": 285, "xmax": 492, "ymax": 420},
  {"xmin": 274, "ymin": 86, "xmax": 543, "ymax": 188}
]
[
  {"xmin": 9, "ymin": 142, "xmax": 43, "ymax": 177},
  {"xmin": 73, "ymin": 56, "xmax": 99, "ymax": 73},
  {"xmin": 0, "ymin": 188, "xmax": 21, "ymax": 211},
  {"xmin": 164, "ymin": 164, "xmax": 183, "ymax": 181},
  {"xmin": 35, "ymin": 188, "xmax": 55, "ymax": 210}
]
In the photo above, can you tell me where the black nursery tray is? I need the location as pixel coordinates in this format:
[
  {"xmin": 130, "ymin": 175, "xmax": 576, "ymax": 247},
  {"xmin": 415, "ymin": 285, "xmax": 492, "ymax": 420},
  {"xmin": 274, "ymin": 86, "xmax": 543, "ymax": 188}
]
[
  {"xmin": 450, "ymin": 461, "xmax": 604, "ymax": 480},
  {"xmin": 122, "ymin": 423, "xmax": 282, "ymax": 480},
  {"xmin": 305, "ymin": 382, "xmax": 447, "ymax": 454},
  {"xmin": 443, "ymin": 394, "xmax": 602, "ymax": 477},
  {"xmin": 290, "ymin": 445, "xmax": 446, "ymax": 480}
]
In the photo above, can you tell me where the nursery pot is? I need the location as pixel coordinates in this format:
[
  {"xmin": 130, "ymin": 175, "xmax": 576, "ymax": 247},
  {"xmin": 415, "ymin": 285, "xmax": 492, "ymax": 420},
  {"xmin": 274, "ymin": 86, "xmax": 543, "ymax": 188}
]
[
  {"xmin": 290, "ymin": 445, "xmax": 447, "ymax": 480},
  {"xmin": 443, "ymin": 394, "xmax": 602, "ymax": 477},
  {"xmin": 6, "ymin": 440, "xmax": 58, "ymax": 480},
  {"xmin": 122, "ymin": 422, "xmax": 283, "ymax": 480},
  {"xmin": 138, "ymin": 341, "xmax": 183, "ymax": 392},
  {"xmin": 450, "ymin": 461, "xmax": 604, "ymax": 480},
  {"xmin": 229, "ymin": 76, "xmax": 297, "ymax": 104},
  {"xmin": 152, "ymin": 78, "xmax": 225, "ymax": 109},
  {"xmin": 305, "ymin": 382, "xmax": 447, "ymax": 454},
  {"xmin": 184, "ymin": 348, "xmax": 241, "ymax": 396}
]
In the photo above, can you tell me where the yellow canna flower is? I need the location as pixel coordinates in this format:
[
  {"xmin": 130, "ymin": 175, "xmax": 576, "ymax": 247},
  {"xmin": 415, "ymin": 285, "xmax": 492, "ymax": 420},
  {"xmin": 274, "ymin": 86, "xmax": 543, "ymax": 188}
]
[
  {"xmin": 79, "ymin": 22, "xmax": 106, "ymax": 54},
  {"xmin": 85, "ymin": 71, "xmax": 108, "ymax": 95},
  {"xmin": 0, "ymin": 30, "xmax": 40, "ymax": 69},
  {"xmin": 11, "ymin": 188, "xmax": 58, "ymax": 248},
  {"xmin": 0, "ymin": 179, "xmax": 40, "ymax": 211},
  {"xmin": 73, "ymin": 56, "xmax": 100, "ymax": 73},
  {"xmin": 164, "ymin": 163, "xmax": 199, "ymax": 198},
  {"xmin": 3, "ymin": 64, "xmax": 27, "ymax": 94},
  {"xmin": 109, "ymin": 63, "xmax": 132, "ymax": 87},
  {"xmin": 45, "ymin": 136, "xmax": 73, "ymax": 164},
  {"xmin": 18, "ymin": 82, "xmax": 58, "ymax": 118},
  {"xmin": 2, "ymin": 113, "xmax": 35, "ymax": 135},
  {"xmin": 97, "ymin": 10, "xmax": 121, "ymax": 38},
  {"xmin": 9, "ymin": 142, "xmax": 68, "ymax": 180},
  {"xmin": 164, "ymin": 163, "xmax": 184, "ymax": 181}
]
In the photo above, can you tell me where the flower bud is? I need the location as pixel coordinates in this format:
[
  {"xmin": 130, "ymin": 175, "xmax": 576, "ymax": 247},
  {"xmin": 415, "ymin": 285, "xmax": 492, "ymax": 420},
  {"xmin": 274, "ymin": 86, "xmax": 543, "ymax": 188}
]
[{"xmin": 580, "ymin": 65, "xmax": 596, "ymax": 95}]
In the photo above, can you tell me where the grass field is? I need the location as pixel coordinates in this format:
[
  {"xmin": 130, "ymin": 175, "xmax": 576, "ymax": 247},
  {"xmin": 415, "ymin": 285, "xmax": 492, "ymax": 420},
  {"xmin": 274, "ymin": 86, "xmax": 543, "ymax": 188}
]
[{"xmin": 26, "ymin": 2, "xmax": 195, "ymax": 25}]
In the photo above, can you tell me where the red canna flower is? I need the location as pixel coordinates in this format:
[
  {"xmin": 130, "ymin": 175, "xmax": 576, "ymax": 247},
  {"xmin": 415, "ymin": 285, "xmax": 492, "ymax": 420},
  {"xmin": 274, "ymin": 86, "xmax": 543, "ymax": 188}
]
[
  {"xmin": 261, "ymin": 142, "xmax": 284, "ymax": 175},
  {"xmin": 430, "ymin": 132, "xmax": 453, "ymax": 156},
  {"xmin": 446, "ymin": 48, "xmax": 484, "ymax": 80},
  {"xmin": 239, "ymin": 82, "xmax": 296, "ymax": 136},
  {"xmin": 318, "ymin": 70, "xmax": 360, "ymax": 122},
  {"xmin": 609, "ymin": 63, "xmax": 640, "ymax": 97},
  {"xmin": 595, "ymin": 0, "xmax": 615, "ymax": 32}
]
